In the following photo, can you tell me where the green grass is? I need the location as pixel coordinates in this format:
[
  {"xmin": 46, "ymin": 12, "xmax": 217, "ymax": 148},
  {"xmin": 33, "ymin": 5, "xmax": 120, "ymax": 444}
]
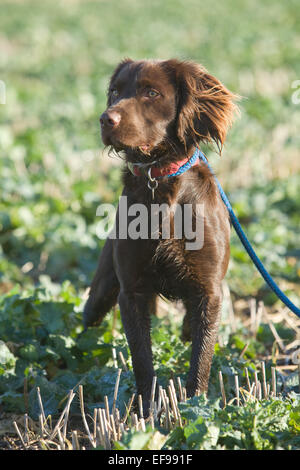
[{"xmin": 0, "ymin": 0, "xmax": 300, "ymax": 450}]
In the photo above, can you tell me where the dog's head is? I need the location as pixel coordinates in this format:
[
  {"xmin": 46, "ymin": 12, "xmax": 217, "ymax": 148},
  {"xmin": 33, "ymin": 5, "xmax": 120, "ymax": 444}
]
[{"xmin": 100, "ymin": 58, "xmax": 238, "ymax": 160}]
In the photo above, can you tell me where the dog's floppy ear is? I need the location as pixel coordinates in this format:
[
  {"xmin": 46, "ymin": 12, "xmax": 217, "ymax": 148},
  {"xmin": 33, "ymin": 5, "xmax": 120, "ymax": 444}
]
[{"xmin": 165, "ymin": 60, "xmax": 239, "ymax": 152}]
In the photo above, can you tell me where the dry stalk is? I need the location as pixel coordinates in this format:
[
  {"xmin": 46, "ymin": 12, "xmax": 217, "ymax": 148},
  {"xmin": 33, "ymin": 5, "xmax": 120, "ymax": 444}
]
[
  {"xmin": 118, "ymin": 351, "xmax": 128, "ymax": 371},
  {"xmin": 24, "ymin": 413, "xmax": 30, "ymax": 445},
  {"xmin": 161, "ymin": 389, "xmax": 171, "ymax": 430},
  {"xmin": 257, "ymin": 381, "xmax": 262, "ymax": 400},
  {"xmin": 150, "ymin": 376, "xmax": 157, "ymax": 418},
  {"xmin": 112, "ymin": 347, "xmax": 118, "ymax": 368},
  {"xmin": 176, "ymin": 377, "xmax": 184, "ymax": 402},
  {"xmin": 138, "ymin": 394, "xmax": 144, "ymax": 419},
  {"xmin": 57, "ymin": 427, "xmax": 65, "ymax": 450},
  {"xmin": 168, "ymin": 385, "xmax": 179, "ymax": 421},
  {"xmin": 93, "ymin": 408, "xmax": 97, "ymax": 442},
  {"xmin": 132, "ymin": 413, "xmax": 139, "ymax": 431},
  {"xmin": 242, "ymin": 383, "xmax": 256, "ymax": 403},
  {"xmin": 78, "ymin": 385, "xmax": 96, "ymax": 448},
  {"xmin": 13, "ymin": 421, "xmax": 27, "ymax": 449},
  {"xmin": 261, "ymin": 361, "xmax": 268, "ymax": 399},
  {"xmin": 72, "ymin": 430, "xmax": 80, "ymax": 450},
  {"xmin": 119, "ymin": 422, "xmax": 126, "ymax": 436},
  {"xmin": 115, "ymin": 408, "xmax": 121, "ymax": 439},
  {"xmin": 234, "ymin": 375, "xmax": 240, "ymax": 406},
  {"xmin": 38, "ymin": 413, "xmax": 44, "ymax": 437},
  {"xmin": 99, "ymin": 408, "xmax": 111, "ymax": 449},
  {"xmin": 36, "ymin": 387, "xmax": 50, "ymax": 435},
  {"xmin": 140, "ymin": 417, "xmax": 146, "ymax": 432},
  {"xmin": 218, "ymin": 370, "xmax": 227, "ymax": 407},
  {"xmin": 157, "ymin": 386, "xmax": 163, "ymax": 415},
  {"xmin": 265, "ymin": 314, "xmax": 286, "ymax": 352},
  {"xmin": 50, "ymin": 389, "xmax": 75, "ymax": 441},
  {"xmin": 239, "ymin": 342, "xmax": 249, "ymax": 359},
  {"xmin": 249, "ymin": 382, "xmax": 256, "ymax": 401},
  {"xmin": 97, "ymin": 410, "xmax": 105, "ymax": 448},
  {"xmin": 112, "ymin": 368, "xmax": 122, "ymax": 417},
  {"xmin": 244, "ymin": 367, "xmax": 251, "ymax": 392},
  {"xmin": 149, "ymin": 415, "xmax": 155, "ymax": 430},
  {"xmin": 122, "ymin": 393, "xmax": 135, "ymax": 424},
  {"xmin": 103, "ymin": 395, "xmax": 110, "ymax": 423},
  {"xmin": 254, "ymin": 371, "xmax": 259, "ymax": 396},
  {"xmin": 110, "ymin": 414, "xmax": 118, "ymax": 441}
]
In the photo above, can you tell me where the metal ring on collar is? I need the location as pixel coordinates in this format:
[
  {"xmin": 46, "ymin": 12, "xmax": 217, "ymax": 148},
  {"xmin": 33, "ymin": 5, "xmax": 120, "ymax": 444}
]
[{"xmin": 147, "ymin": 179, "xmax": 158, "ymax": 190}]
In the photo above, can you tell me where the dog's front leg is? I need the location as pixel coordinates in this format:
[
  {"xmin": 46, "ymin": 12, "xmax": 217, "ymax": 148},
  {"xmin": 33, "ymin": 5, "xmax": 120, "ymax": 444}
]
[
  {"xmin": 118, "ymin": 290, "xmax": 156, "ymax": 415},
  {"xmin": 114, "ymin": 230, "xmax": 157, "ymax": 416},
  {"xmin": 83, "ymin": 237, "xmax": 119, "ymax": 328},
  {"xmin": 185, "ymin": 285, "xmax": 222, "ymax": 397}
]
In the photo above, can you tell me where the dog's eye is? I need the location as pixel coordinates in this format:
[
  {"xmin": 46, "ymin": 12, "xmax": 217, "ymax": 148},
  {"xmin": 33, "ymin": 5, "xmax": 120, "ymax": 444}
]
[
  {"xmin": 111, "ymin": 89, "xmax": 119, "ymax": 98},
  {"xmin": 147, "ymin": 89, "xmax": 159, "ymax": 98}
]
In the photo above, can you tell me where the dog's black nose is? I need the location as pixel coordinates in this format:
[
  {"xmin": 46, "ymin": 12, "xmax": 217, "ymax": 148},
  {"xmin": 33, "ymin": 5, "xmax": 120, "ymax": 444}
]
[{"xmin": 100, "ymin": 110, "xmax": 121, "ymax": 128}]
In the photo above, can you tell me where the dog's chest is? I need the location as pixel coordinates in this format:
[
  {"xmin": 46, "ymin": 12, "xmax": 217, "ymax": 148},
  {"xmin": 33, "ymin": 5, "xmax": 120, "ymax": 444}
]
[{"xmin": 148, "ymin": 237, "xmax": 196, "ymax": 300}]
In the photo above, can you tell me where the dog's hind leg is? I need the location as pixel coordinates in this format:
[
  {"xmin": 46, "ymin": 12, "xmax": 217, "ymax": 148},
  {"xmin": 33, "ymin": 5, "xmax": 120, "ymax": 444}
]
[{"xmin": 83, "ymin": 237, "xmax": 119, "ymax": 328}]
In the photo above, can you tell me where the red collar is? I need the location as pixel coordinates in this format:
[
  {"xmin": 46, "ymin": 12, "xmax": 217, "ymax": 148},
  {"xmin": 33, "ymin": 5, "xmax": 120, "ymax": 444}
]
[{"xmin": 127, "ymin": 153, "xmax": 200, "ymax": 179}]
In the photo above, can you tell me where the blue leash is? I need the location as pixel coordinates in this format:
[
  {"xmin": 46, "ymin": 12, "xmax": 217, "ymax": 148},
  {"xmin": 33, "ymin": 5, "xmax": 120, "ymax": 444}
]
[{"xmin": 193, "ymin": 148, "xmax": 300, "ymax": 318}]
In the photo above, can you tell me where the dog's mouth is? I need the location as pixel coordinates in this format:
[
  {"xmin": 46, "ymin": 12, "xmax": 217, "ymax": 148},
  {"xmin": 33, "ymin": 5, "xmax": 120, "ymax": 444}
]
[
  {"xmin": 108, "ymin": 139, "xmax": 153, "ymax": 155},
  {"xmin": 138, "ymin": 143, "xmax": 153, "ymax": 155},
  {"xmin": 102, "ymin": 131, "xmax": 156, "ymax": 156}
]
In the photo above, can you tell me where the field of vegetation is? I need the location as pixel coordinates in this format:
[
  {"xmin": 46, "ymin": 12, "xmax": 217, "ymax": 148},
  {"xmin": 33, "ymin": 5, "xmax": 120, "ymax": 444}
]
[{"xmin": 0, "ymin": 0, "xmax": 300, "ymax": 450}]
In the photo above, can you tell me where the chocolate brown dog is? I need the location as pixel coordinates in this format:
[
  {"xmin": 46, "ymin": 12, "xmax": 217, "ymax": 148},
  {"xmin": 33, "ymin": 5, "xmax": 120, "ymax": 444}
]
[{"xmin": 83, "ymin": 59, "xmax": 238, "ymax": 414}]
